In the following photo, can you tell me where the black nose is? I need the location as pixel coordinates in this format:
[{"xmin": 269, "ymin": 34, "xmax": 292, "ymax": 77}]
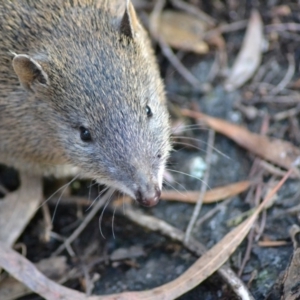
[{"xmin": 135, "ymin": 187, "xmax": 161, "ymax": 207}]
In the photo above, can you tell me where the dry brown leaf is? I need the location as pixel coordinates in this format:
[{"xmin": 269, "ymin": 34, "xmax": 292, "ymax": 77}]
[
  {"xmin": 0, "ymin": 169, "xmax": 291, "ymax": 300},
  {"xmin": 156, "ymin": 10, "xmax": 209, "ymax": 54},
  {"xmin": 182, "ymin": 109, "xmax": 300, "ymax": 176},
  {"xmin": 0, "ymin": 172, "xmax": 42, "ymax": 247},
  {"xmin": 161, "ymin": 180, "xmax": 251, "ymax": 203},
  {"xmin": 225, "ymin": 10, "xmax": 264, "ymax": 91}
]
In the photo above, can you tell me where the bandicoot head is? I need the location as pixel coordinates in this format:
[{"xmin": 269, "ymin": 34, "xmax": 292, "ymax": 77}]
[{"xmin": 11, "ymin": 0, "xmax": 171, "ymax": 206}]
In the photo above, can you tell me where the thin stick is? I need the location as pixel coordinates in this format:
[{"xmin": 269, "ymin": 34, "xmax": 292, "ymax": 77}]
[
  {"xmin": 265, "ymin": 23, "xmax": 300, "ymax": 32},
  {"xmin": 170, "ymin": 0, "xmax": 216, "ymax": 26},
  {"xmin": 204, "ymin": 20, "xmax": 248, "ymax": 39},
  {"xmin": 271, "ymin": 53, "xmax": 295, "ymax": 95},
  {"xmin": 158, "ymin": 37, "xmax": 207, "ymax": 90},
  {"xmin": 195, "ymin": 198, "xmax": 233, "ymax": 227},
  {"xmin": 184, "ymin": 129, "xmax": 215, "ymax": 243},
  {"xmin": 41, "ymin": 202, "xmax": 53, "ymax": 243},
  {"xmin": 149, "ymin": 0, "xmax": 208, "ymax": 91}
]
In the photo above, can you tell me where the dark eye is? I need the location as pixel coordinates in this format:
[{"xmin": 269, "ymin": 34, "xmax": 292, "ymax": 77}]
[
  {"xmin": 146, "ymin": 105, "xmax": 153, "ymax": 117},
  {"xmin": 79, "ymin": 126, "xmax": 92, "ymax": 142},
  {"xmin": 157, "ymin": 153, "xmax": 162, "ymax": 159}
]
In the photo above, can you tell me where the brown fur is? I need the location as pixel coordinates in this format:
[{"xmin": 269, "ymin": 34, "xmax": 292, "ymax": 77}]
[{"xmin": 0, "ymin": 0, "xmax": 171, "ymax": 206}]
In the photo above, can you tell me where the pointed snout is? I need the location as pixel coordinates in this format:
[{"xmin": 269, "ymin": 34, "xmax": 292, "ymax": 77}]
[{"xmin": 135, "ymin": 186, "xmax": 161, "ymax": 207}]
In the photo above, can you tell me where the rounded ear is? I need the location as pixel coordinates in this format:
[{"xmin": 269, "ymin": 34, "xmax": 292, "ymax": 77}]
[
  {"xmin": 120, "ymin": 0, "xmax": 139, "ymax": 39},
  {"xmin": 12, "ymin": 53, "xmax": 49, "ymax": 92}
]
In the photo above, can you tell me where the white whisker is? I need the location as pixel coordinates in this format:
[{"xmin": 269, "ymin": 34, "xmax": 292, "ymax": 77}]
[
  {"xmin": 112, "ymin": 205, "xmax": 117, "ymax": 239},
  {"xmin": 38, "ymin": 175, "xmax": 80, "ymax": 223},
  {"xmin": 166, "ymin": 168, "xmax": 211, "ymax": 190},
  {"xmin": 172, "ymin": 136, "xmax": 231, "ymax": 160},
  {"xmin": 99, "ymin": 189, "xmax": 114, "ymax": 239},
  {"xmin": 86, "ymin": 187, "xmax": 108, "ymax": 212}
]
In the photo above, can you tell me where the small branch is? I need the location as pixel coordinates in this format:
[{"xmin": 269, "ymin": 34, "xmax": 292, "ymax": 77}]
[
  {"xmin": 149, "ymin": 0, "xmax": 209, "ymax": 92},
  {"xmin": 271, "ymin": 53, "xmax": 296, "ymax": 95},
  {"xmin": 158, "ymin": 35, "xmax": 207, "ymax": 91},
  {"xmin": 184, "ymin": 129, "xmax": 215, "ymax": 243},
  {"xmin": 170, "ymin": 0, "xmax": 216, "ymax": 27}
]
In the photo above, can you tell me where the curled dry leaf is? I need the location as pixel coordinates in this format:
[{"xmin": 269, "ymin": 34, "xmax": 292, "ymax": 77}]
[
  {"xmin": 182, "ymin": 109, "xmax": 300, "ymax": 176},
  {"xmin": 225, "ymin": 9, "xmax": 264, "ymax": 91},
  {"xmin": 155, "ymin": 10, "xmax": 209, "ymax": 54},
  {"xmin": 161, "ymin": 180, "xmax": 251, "ymax": 203}
]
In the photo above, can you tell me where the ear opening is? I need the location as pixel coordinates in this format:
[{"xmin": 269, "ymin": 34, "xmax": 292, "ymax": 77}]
[
  {"xmin": 120, "ymin": 0, "xmax": 139, "ymax": 39},
  {"xmin": 12, "ymin": 53, "xmax": 49, "ymax": 92}
]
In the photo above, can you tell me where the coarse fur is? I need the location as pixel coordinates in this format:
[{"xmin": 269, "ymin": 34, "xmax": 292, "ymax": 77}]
[{"xmin": 0, "ymin": 0, "xmax": 171, "ymax": 206}]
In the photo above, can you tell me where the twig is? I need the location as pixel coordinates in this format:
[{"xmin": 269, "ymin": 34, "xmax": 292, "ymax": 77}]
[
  {"xmin": 195, "ymin": 198, "xmax": 233, "ymax": 227},
  {"xmin": 238, "ymin": 227, "xmax": 255, "ymax": 277},
  {"xmin": 254, "ymin": 95, "xmax": 300, "ymax": 105},
  {"xmin": 206, "ymin": 50, "xmax": 221, "ymax": 82},
  {"xmin": 256, "ymin": 209, "xmax": 267, "ymax": 242},
  {"xmin": 158, "ymin": 35, "xmax": 208, "ymax": 90},
  {"xmin": 80, "ymin": 259, "xmax": 94, "ymax": 296},
  {"xmin": 49, "ymin": 196, "xmax": 93, "ymax": 206},
  {"xmin": 271, "ymin": 53, "xmax": 296, "ymax": 95},
  {"xmin": 259, "ymin": 160, "xmax": 298, "ymax": 178},
  {"xmin": 265, "ymin": 23, "xmax": 300, "ymax": 33},
  {"xmin": 149, "ymin": 0, "xmax": 209, "ymax": 91},
  {"xmin": 205, "ymin": 20, "xmax": 248, "ymax": 39},
  {"xmin": 273, "ymin": 104, "xmax": 300, "ymax": 121},
  {"xmin": 52, "ymin": 188, "xmax": 115, "ymax": 257},
  {"xmin": 275, "ymin": 30, "xmax": 300, "ymax": 42},
  {"xmin": 149, "ymin": 0, "xmax": 166, "ymax": 37},
  {"xmin": 50, "ymin": 232, "xmax": 76, "ymax": 256},
  {"xmin": 238, "ymin": 115, "xmax": 270, "ymax": 276},
  {"xmin": 184, "ymin": 129, "xmax": 215, "ymax": 243},
  {"xmin": 170, "ymin": 0, "xmax": 216, "ymax": 27},
  {"xmin": 41, "ymin": 202, "xmax": 53, "ymax": 243},
  {"xmin": 258, "ymin": 240, "xmax": 289, "ymax": 247}
]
